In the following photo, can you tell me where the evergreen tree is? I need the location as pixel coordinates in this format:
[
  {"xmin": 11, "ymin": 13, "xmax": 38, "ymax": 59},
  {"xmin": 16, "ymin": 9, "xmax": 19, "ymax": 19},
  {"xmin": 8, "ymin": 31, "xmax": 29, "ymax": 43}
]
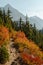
[
  {"xmin": 0, "ymin": 8, "xmax": 3, "ymax": 18},
  {"xmin": 14, "ymin": 21, "xmax": 19, "ymax": 31},
  {"xmin": 26, "ymin": 14, "xmax": 29, "ymax": 25},
  {"xmin": 19, "ymin": 17, "xmax": 22, "ymax": 30},
  {"xmin": 6, "ymin": 8, "xmax": 12, "ymax": 30},
  {"xmin": 0, "ymin": 8, "xmax": 3, "ymax": 25},
  {"xmin": 3, "ymin": 9, "xmax": 6, "ymax": 25},
  {"xmin": 7, "ymin": 8, "xmax": 11, "ymax": 19}
]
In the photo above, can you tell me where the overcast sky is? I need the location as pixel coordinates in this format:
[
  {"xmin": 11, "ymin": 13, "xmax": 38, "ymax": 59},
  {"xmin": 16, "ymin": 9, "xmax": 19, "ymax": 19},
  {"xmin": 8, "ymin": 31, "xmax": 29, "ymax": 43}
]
[{"xmin": 0, "ymin": 0, "xmax": 43, "ymax": 19}]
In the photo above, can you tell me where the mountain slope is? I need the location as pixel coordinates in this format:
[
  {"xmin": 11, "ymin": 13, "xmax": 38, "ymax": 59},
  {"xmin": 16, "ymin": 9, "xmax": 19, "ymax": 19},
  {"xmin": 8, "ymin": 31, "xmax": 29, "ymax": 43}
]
[
  {"xmin": 29, "ymin": 16, "xmax": 43, "ymax": 29},
  {"xmin": 9, "ymin": 30, "xmax": 43, "ymax": 65},
  {"xmin": 0, "ymin": 4, "xmax": 43, "ymax": 29},
  {"xmin": 1, "ymin": 4, "xmax": 26, "ymax": 21}
]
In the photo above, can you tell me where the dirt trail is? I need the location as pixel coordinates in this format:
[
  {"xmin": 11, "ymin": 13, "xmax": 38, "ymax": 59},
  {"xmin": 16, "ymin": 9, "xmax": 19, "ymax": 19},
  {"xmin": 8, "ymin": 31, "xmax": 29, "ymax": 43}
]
[{"xmin": 0, "ymin": 38, "xmax": 19, "ymax": 65}]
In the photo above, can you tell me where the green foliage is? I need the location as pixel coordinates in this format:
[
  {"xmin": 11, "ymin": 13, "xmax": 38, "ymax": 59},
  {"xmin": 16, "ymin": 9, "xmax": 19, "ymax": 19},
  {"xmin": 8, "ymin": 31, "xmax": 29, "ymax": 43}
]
[
  {"xmin": 0, "ymin": 46, "xmax": 9, "ymax": 64},
  {"xmin": 0, "ymin": 8, "xmax": 12, "ymax": 30},
  {"xmin": 0, "ymin": 17, "xmax": 3, "ymax": 25},
  {"xmin": 19, "ymin": 17, "xmax": 22, "ymax": 30},
  {"xmin": 0, "ymin": 8, "xmax": 3, "ymax": 18}
]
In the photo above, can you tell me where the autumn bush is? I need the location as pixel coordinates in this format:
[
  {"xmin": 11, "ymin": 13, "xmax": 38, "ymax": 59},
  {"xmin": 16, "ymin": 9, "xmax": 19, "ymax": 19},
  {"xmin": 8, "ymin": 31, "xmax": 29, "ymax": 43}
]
[
  {"xmin": 0, "ymin": 26, "xmax": 9, "ymax": 45},
  {"xmin": 9, "ymin": 30, "xmax": 43, "ymax": 64},
  {"xmin": 21, "ymin": 52, "xmax": 43, "ymax": 65},
  {"xmin": 9, "ymin": 29, "xmax": 17, "ymax": 39},
  {"xmin": 11, "ymin": 31, "xmax": 43, "ymax": 61}
]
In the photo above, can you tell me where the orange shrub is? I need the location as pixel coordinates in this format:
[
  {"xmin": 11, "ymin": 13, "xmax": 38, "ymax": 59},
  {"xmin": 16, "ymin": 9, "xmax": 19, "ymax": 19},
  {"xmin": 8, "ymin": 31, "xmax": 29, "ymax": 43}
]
[
  {"xmin": 9, "ymin": 29, "xmax": 17, "ymax": 39},
  {"xmin": 16, "ymin": 31, "xmax": 25, "ymax": 38},
  {"xmin": 21, "ymin": 52, "xmax": 43, "ymax": 65},
  {"xmin": 0, "ymin": 26, "xmax": 9, "ymax": 45},
  {"xmin": 14, "ymin": 31, "xmax": 43, "ymax": 58}
]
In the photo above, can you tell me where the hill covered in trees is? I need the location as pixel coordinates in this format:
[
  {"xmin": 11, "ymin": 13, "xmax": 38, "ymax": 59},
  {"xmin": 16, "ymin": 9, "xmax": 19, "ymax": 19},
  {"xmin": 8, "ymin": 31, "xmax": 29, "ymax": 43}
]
[
  {"xmin": 0, "ymin": 8, "xmax": 43, "ymax": 65},
  {"xmin": 1, "ymin": 4, "xmax": 43, "ymax": 29}
]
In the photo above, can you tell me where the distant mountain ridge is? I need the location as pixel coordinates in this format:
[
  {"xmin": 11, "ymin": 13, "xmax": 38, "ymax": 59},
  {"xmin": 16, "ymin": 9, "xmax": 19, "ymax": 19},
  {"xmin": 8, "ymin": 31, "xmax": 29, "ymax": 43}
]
[
  {"xmin": 1, "ymin": 4, "xmax": 26, "ymax": 21},
  {"xmin": 0, "ymin": 4, "xmax": 43, "ymax": 30},
  {"xmin": 29, "ymin": 16, "xmax": 43, "ymax": 29}
]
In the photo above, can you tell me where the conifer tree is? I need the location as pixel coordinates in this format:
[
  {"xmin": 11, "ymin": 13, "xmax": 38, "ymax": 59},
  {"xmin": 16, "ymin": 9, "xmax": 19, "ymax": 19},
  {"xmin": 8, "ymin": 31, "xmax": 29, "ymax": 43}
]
[{"xmin": 19, "ymin": 17, "xmax": 22, "ymax": 30}]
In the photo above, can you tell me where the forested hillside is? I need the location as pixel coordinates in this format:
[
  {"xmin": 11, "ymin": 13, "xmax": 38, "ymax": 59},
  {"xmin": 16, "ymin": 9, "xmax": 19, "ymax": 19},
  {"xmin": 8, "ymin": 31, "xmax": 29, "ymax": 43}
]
[{"xmin": 0, "ymin": 8, "xmax": 43, "ymax": 65}]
